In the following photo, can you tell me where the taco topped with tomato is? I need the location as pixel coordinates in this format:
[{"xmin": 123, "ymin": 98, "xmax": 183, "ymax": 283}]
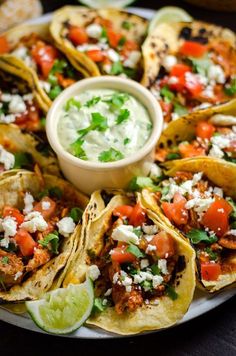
[
  {"xmin": 147, "ymin": 168, "xmax": 236, "ymax": 292},
  {"xmin": 50, "ymin": 6, "xmax": 148, "ymax": 80},
  {"xmin": 0, "ymin": 171, "xmax": 88, "ymax": 302},
  {"xmin": 0, "ymin": 23, "xmax": 85, "ymax": 109},
  {"xmin": 142, "ymin": 21, "xmax": 236, "ymax": 123},
  {"xmin": 64, "ymin": 190, "xmax": 195, "ymax": 335}
]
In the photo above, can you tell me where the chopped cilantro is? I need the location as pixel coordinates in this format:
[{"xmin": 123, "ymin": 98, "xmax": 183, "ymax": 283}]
[
  {"xmin": 126, "ymin": 244, "xmax": 145, "ymax": 258},
  {"xmin": 40, "ymin": 117, "xmax": 46, "ymax": 128},
  {"xmin": 93, "ymin": 298, "xmax": 106, "ymax": 313},
  {"xmin": 190, "ymin": 56, "xmax": 212, "ymax": 77},
  {"xmin": 150, "ymin": 263, "xmax": 161, "ymax": 275},
  {"xmin": 0, "ymin": 276, "xmax": 6, "ymax": 291},
  {"xmin": 50, "ymin": 59, "xmax": 67, "ymax": 75},
  {"xmin": 49, "ymin": 85, "xmax": 62, "ymax": 100},
  {"xmin": 48, "ymin": 73, "xmax": 58, "ymax": 86},
  {"xmin": 122, "ymin": 21, "xmax": 132, "ymax": 30},
  {"xmin": 101, "ymin": 27, "xmax": 108, "ymax": 40},
  {"xmin": 85, "ymin": 96, "xmax": 101, "ymax": 107},
  {"xmin": 48, "ymin": 186, "xmax": 63, "ymax": 199},
  {"xmin": 70, "ymin": 138, "xmax": 87, "ymax": 160},
  {"xmin": 166, "ymin": 152, "xmax": 181, "ymax": 160},
  {"xmin": 128, "ymin": 176, "xmax": 158, "ymax": 191},
  {"xmin": 78, "ymin": 112, "xmax": 108, "ymax": 137},
  {"xmin": 98, "ymin": 148, "xmax": 124, "ymax": 162},
  {"xmin": 110, "ymin": 61, "xmax": 124, "ymax": 75},
  {"xmin": 118, "ymin": 37, "xmax": 126, "ymax": 47},
  {"xmin": 103, "ymin": 92, "xmax": 129, "ymax": 111},
  {"xmin": 124, "ymin": 137, "xmax": 130, "ymax": 145},
  {"xmin": 225, "ymin": 78, "xmax": 236, "ymax": 96},
  {"xmin": 1, "ymin": 256, "xmax": 9, "ymax": 265},
  {"xmin": 205, "ymin": 247, "xmax": 218, "ymax": 261},
  {"xmin": 133, "ymin": 227, "xmax": 142, "ymax": 237},
  {"xmin": 13, "ymin": 152, "xmax": 33, "ymax": 169},
  {"xmin": 65, "ymin": 98, "xmax": 81, "ymax": 111},
  {"xmin": 116, "ymin": 108, "xmax": 130, "ymax": 124},
  {"xmin": 166, "ymin": 284, "xmax": 178, "ymax": 300},
  {"xmin": 186, "ymin": 229, "xmax": 217, "ymax": 244},
  {"xmin": 173, "ymin": 102, "xmax": 188, "ymax": 116},
  {"xmin": 160, "ymin": 86, "xmax": 175, "ymax": 102},
  {"xmin": 147, "ymin": 122, "xmax": 153, "ymax": 130},
  {"xmin": 70, "ymin": 207, "xmax": 83, "ymax": 223},
  {"xmin": 141, "ymin": 280, "xmax": 152, "ymax": 291},
  {"xmin": 38, "ymin": 231, "xmax": 59, "ymax": 254}
]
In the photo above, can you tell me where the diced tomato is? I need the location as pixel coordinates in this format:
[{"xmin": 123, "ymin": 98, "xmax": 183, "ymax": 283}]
[
  {"xmin": 162, "ymin": 192, "xmax": 188, "ymax": 226},
  {"xmin": 14, "ymin": 229, "xmax": 37, "ymax": 257},
  {"xmin": 155, "ymin": 147, "xmax": 168, "ymax": 162},
  {"xmin": 33, "ymin": 196, "xmax": 56, "ymax": 220},
  {"xmin": 31, "ymin": 43, "xmax": 58, "ymax": 78},
  {"xmin": 3, "ymin": 206, "xmax": 24, "ymax": 226},
  {"xmin": 179, "ymin": 142, "xmax": 206, "ymax": 158},
  {"xmin": 179, "ymin": 41, "xmax": 207, "ymax": 58},
  {"xmin": 113, "ymin": 205, "xmax": 134, "ymax": 219},
  {"xmin": 129, "ymin": 203, "xmax": 146, "ymax": 227},
  {"xmin": 122, "ymin": 39, "xmax": 138, "ymax": 53},
  {"xmin": 201, "ymin": 262, "xmax": 221, "ymax": 281},
  {"xmin": 56, "ymin": 73, "xmax": 75, "ymax": 88},
  {"xmin": 110, "ymin": 245, "xmax": 136, "ymax": 263},
  {"xmin": 15, "ymin": 104, "xmax": 40, "ymax": 131},
  {"xmin": 202, "ymin": 198, "xmax": 232, "ymax": 237},
  {"xmin": 149, "ymin": 231, "xmax": 175, "ymax": 258},
  {"xmin": 184, "ymin": 72, "xmax": 203, "ymax": 97},
  {"xmin": 0, "ymin": 36, "xmax": 10, "ymax": 54},
  {"xmin": 86, "ymin": 49, "xmax": 104, "ymax": 62},
  {"xmin": 94, "ymin": 17, "xmax": 112, "ymax": 29},
  {"xmin": 107, "ymin": 29, "xmax": 123, "ymax": 48},
  {"xmin": 170, "ymin": 64, "xmax": 191, "ymax": 77},
  {"xmin": 196, "ymin": 121, "xmax": 216, "ymax": 140},
  {"xmin": 68, "ymin": 25, "xmax": 88, "ymax": 45}
]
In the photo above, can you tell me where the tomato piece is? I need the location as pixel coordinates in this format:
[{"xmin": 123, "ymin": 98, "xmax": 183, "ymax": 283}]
[
  {"xmin": 179, "ymin": 41, "xmax": 207, "ymax": 58},
  {"xmin": 14, "ymin": 104, "xmax": 41, "ymax": 131},
  {"xmin": 3, "ymin": 206, "xmax": 24, "ymax": 226},
  {"xmin": 129, "ymin": 203, "xmax": 146, "ymax": 227},
  {"xmin": 0, "ymin": 36, "xmax": 10, "ymax": 54},
  {"xmin": 201, "ymin": 262, "xmax": 221, "ymax": 281},
  {"xmin": 113, "ymin": 205, "xmax": 134, "ymax": 219},
  {"xmin": 184, "ymin": 72, "xmax": 203, "ymax": 97},
  {"xmin": 179, "ymin": 142, "xmax": 206, "ymax": 158},
  {"xmin": 86, "ymin": 49, "xmax": 104, "ymax": 62},
  {"xmin": 196, "ymin": 121, "xmax": 216, "ymax": 140},
  {"xmin": 107, "ymin": 29, "xmax": 123, "ymax": 48},
  {"xmin": 110, "ymin": 246, "xmax": 136, "ymax": 263},
  {"xmin": 56, "ymin": 73, "xmax": 75, "ymax": 88},
  {"xmin": 33, "ymin": 197, "xmax": 56, "ymax": 220},
  {"xmin": 162, "ymin": 192, "xmax": 188, "ymax": 225},
  {"xmin": 170, "ymin": 64, "xmax": 191, "ymax": 77},
  {"xmin": 31, "ymin": 43, "xmax": 58, "ymax": 79},
  {"xmin": 149, "ymin": 231, "xmax": 175, "ymax": 258},
  {"xmin": 122, "ymin": 39, "xmax": 138, "ymax": 53},
  {"xmin": 202, "ymin": 198, "xmax": 232, "ymax": 237},
  {"xmin": 155, "ymin": 147, "xmax": 168, "ymax": 162},
  {"xmin": 14, "ymin": 229, "xmax": 37, "ymax": 257},
  {"xmin": 68, "ymin": 26, "xmax": 88, "ymax": 45}
]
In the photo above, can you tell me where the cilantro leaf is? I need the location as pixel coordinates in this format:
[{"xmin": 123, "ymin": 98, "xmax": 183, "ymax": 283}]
[
  {"xmin": 166, "ymin": 284, "xmax": 178, "ymax": 300},
  {"xmin": 49, "ymin": 187, "xmax": 63, "ymax": 199},
  {"xmin": 116, "ymin": 108, "xmax": 130, "ymax": 124},
  {"xmin": 150, "ymin": 263, "xmax": 161, "ymax": 275},
  {"xmin": 103, "ymin": 92, "xmax": 129, "ymax": 111},
  {"xmin": 1, "ymin": 256, "xmax": 9, "ymax": 265},
  {"xmin": 50, "ymin": 59, "xmax": 67, "ymax": 75},
  {"xmin": 160, "ymin": 86, "xmax": 175, "ymax": 102},
  {"xmin": 124, "ymin": 138, "xmax": 130, "ymax": 145},
  {"xmin": 93, "ymin": 298, "xmax": 106, "ymax": 313},
  {"xmin": 65, "ymin": 98, "xmax": 81, "ymax": 111},
  {"xmin": 122, "ymin": 21, "xmax": 133, "ymax": 30},
  {"xmin": 126, "ymin": 244, "xmax": 145, "ymax": 258},
  {"xmin": 13, "ymin": 152, "xmax": 33, "ymax": 169},
  {"xmin": 70, "ymin": 138, "xmax": 87, "ymax": 160},
  {"xmin": 38, "ymin": 231, "xmax": 59, "ymax": 254},
  {"xmin": 173, "ymin": 102, "xmax": 188, "ymax": 116},
  {"xmin": 78, "ymin": 112, "xmax": 108, "ymax": 137},
  {"xmin": 110, "ymin": 61, "xmax": 124, "ymax": 75},
  {"xmin": 98, "ymin": 148, "xmax": 124, "ymax": 162},
  {"xmin": 118, "ymin": 37, "xmax": 126, "ymax": 47},
  {"xmin": 70, "ymin": 207, "xmax": 83, "ymax": 223},
  {"xmin": 186, "ymin": 229, "xmax": 217, "ymax": 244},
  {"xmin": 225, "ymin": 78, "xmax": 236, "ymax": 96},
  {"xmin": 166, "ymin": 152, "xmax": 181, "ymax": 160},
  {"xmin": 190, "ymin": 56, "xmax": 212, "ymax": 77},
  {"xmin": 205, "ymin": 247, "xmax": 218, "ymax": 261},
  {"xmin": 133, "ymin": 227, "xmax": 142, "ymax": 237},
  {"xmin": 85, "ymin": 96, "xmax": 101, "ymax": 107},
  {"xmin": 128, "ymin": 176, "xmax": 158, "ymax": 191},
  {"xmin": 49, "ymin": 85, "xmax": 62, "ymax": 100}
]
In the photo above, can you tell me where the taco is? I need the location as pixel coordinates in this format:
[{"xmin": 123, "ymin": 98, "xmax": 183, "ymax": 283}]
[
  {"xmin": 64, "ymin": 190, "xmax": 195, "ymax": 335},
  {"xmin": 141, "ymin": 21, "xmax": 236, "ymax": 124},
  {"xmin": 142, "ymin": 161, "xmax": 236, "ymax": 292},
  {"xmin": 0, "ymin": 23, "xmax": 86, "ymax": 110},
  {"xmin": 155, "ymin": 98, "xmax": 236, "ymax": 165},
  {"xmin": 50, "ymin": 6, "xmax": 148, "ymax": 80},
  {"xmin": 0, "ymin": 171, "xmax": 89, "ymax": 302}
]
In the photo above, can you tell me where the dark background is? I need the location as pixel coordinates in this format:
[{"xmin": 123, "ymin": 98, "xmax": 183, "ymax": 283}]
[{"xmin": 1, "ymin": 1, "xmax": 236, "ymax": 355}]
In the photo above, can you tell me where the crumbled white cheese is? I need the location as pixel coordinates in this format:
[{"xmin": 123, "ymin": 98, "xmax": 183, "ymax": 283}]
[
  {"xmin": 56, "ymin": 217, "xmax": 75, "ymax": 237},
  {"xmin": 140, "ymin": 259, "xmax": 149, "ymax": 269},
  {"xmin": 210, "ymin": 135, "xmax": 230, "ymax": 149},
  {"xmin": 103, "ymin": 63, "xmax": 112, "ymax": 74},
  {"xmin": 152, "ymin": 275, "xmax": 164, "ymax": 288},
  {"xmin": 9, "ymin": 95, "xmax": 26, "ymax": 114},
  {"xmin": 145, "ymin": 244, "xmax": 157, "ymax": 253},
  {"xmin": 107, "ymin": 49, "xmax": 120, "ymax": 62},
  {"xmin": 0, "ymin": 114, "xmax": 15, "ymax": 124},
  {"xmin": 226, "ymin": 229, "xmax": 236, "ymax": 236},
  {"xmin": 208, "ymin": 144, "xmax": 224, "ymax": 159},
  {"xmin": 123, "ymin": 51, "xmax": 141, "ymax": 68},
  {"xmin": 104, "ymin": 288, "xmax": 112, "ymax": 296},
  {"xmin": 113, "ymin": 272, "xmax": 119, "ymax": 284},
  {"xmin": 23, "ymin": 192, "xmax": 34, "ymax": 214},
  {"xmin": 162, "ymin": 55, "xmax": 177, "ymax": 72},
  {"xmin": 39, "ymin": 80, "xmax": 51, "ymax": 93},
  {"xmin": 149, "ymin": 163, "xmax": 162, "ymax": 180},
  {"xmin": 86, "ymin": 23, "xmax": 102, "ymax": 39},
  {"xmin": 158, "ymin": 259, "xmax": 168, "ymax": 275},
  {"xmin": 111, "ymin": 225, "xmax": 139, "ymax": 245},
  {"xmin": 208, "ymin": 65, "xmax": 225, "ymax": 84},
  {"xmin": 168, "ymin": 76, "xmax": 178, "ymax": 85},
  {"xmin": 77, "ymin": 44, "xmax": 100, "ymax": 52},
  {"xmin": 88, "ymin": 265, "xmax": 100, "ymax": 281},
  {"xmin": 202, "ymin": 85, "xmax": 214, "ymax": 99},
  {"xmin": 14, "ymin": 271, "xmax": 23, "ymax": 281},
  {"xmin": 213, "ymin": 187, "xmax": 223, "ymax": 197},
  {"xmin": 142, "ymin": 224, "xmax": 158, "ymax": 235},
  {"xmin": 1, "ymin": 93, "xmax": 12, "ymax": 102},
  {"xmin": 42, "ymin": 201, "xmax": 51, "ymax": 210},
  {"xmin": 20, "ymin": 211, "xmax": 48, "ymax": 233},
  {"xmin": 0, "ymin": 145, "xmax": 15, "ymax": 170},
  {"xmin": 0, "ymin": 237, "xmax": 10, "ymax": 248},
  {"xmin": 2, "ymin": 216, "xmax": 17, "ymax": 238},
  {"xmin": 171, "ymin": 112, "xmax": 180, "ymax": 121}
]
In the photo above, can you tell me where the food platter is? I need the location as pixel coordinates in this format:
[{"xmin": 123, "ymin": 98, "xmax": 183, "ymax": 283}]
[{"xmin": 0, "ymin": 6, "xmax": 235, "ymax": 338}]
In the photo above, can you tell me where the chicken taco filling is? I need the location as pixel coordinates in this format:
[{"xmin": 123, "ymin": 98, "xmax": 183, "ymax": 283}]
[
  {"xmin": 154, "ymin": 171, "xmax": 236, "ymax": 283},
  {"xmin": 87, "ymin": 202, "xmax": 184, "ymax": 315},
  {"xmin": 156, "ymin": 114, "xmax": 236, "ymax": 163},
  {"xmin": 64, "ymin": 17, "xmax": 143, "ymax": 80},
  {"xmin": 2, "ymin": 33, "xmax": 82, "ymax": 100},
  {"xmin": 150, "ymin": 28, "xmax": 236, "ymax": 123},
  {"xmin": 0, "ymin": 187, "xmax": 83, "ymax": 291}
]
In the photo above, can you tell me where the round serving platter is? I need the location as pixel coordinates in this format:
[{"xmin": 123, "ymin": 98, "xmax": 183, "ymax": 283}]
[{"xmin": 0, "ymin": 6, "xmax": 235, "ymax": 339}]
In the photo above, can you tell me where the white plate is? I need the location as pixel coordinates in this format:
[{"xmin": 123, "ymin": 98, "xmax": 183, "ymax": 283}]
[{"xmin": 0, "ymin": 7, "xmax": 235, "ymax": 339}]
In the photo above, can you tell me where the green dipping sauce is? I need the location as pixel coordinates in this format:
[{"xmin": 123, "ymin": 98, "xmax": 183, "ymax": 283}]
[{"xmin": 57, "ymin": 89, "xmax": 152, "ymax": 163}]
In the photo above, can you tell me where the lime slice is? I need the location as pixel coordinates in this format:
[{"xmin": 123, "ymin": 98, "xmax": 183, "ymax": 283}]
[
  {"xmin": 79, "ymin": 0, "xmax": 136, "ymax": 8},
  {"xmin": 149, "ymin": 6, "xmax": 193, "ymax": 33},
  {"xmin": 26, "ymin": 279, "xmax": 94, "ymax": 335}
]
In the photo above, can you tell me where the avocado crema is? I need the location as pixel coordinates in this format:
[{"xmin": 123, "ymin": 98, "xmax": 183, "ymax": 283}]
[{"xmin": 57, "ymin": 89, "xmax": 152, "ymax": 163}]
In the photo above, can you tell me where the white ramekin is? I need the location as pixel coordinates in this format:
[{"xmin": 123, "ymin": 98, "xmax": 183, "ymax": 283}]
[{"xmin": 46, "ymin": 76, "xmax": 163, "ymax": 195}]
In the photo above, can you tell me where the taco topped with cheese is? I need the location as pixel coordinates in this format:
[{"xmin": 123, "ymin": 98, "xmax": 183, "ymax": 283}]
[
  {"xmin": 0, "ymin": 171, "xmax": 88, "ymax": 302},
  {"xmin": 0, "ymin": 23, "xmax": 85, "ymax": 109},
  {"xmin": 64, "ymin": 190, "xmax": 195, "ymax": 335},
  {"xmin": 50, "ymin": 6, "xmax": 148, "ymax": 80},
  {"xmin": 142, "ymin": 21, "xmax": 236, "ymax": 123}
]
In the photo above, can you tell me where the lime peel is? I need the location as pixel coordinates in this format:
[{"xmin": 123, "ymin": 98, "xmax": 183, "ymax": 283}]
[{"xmin": 26, "ymin": 278, "xmax": 94, "ymax": 335}]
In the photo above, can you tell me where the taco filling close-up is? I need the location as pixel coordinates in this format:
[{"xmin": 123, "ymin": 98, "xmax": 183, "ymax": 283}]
[{"xmin": 153, "ymin": 170, "xmax": 236, "ymax": 291}]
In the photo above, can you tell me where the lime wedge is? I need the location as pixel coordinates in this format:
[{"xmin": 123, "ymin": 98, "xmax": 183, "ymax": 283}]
[
  {"xmin": 149, "ymin": 6, "xmax": 193, "ymax": 33},
  {"xmin": 26, "ymin": 279, "xmax": 94, "ymax": 335},
  {"xmin": 79, "ymin": 0, "xmax": 136, "ymax": 8}
]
